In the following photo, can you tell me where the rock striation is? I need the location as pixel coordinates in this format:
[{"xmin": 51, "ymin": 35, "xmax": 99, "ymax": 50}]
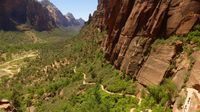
[
  {"xmin": 90, "ymin": 0, "xmax": 200, "ymax": 86},
  {"xmin": 187, "ymin": 51, "xmax": 200, "ymax": 89},
  {"xmin": 137, "ymin": 45, "xmax": 176, "ymax": 86}
]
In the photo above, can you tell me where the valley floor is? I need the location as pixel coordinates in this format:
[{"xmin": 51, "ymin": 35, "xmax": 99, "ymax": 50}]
[
  {"xmin": 1, "ymin": 25, "xmax": 200, "ymax": 112},
  {"xmin": 0, "ymin": 27, "xmax": 138, "ymax": 112}
]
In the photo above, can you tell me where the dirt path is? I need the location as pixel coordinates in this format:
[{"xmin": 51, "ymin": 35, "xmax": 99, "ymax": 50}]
[
  {"xmin": 0, "ymin": 53, "xmax": 37, "ymax": 67},
  {"xmin": 0, "ymin": 51, "xmax": 38, "ymax": 78},
  {"xmin": 73, "ymin": 67, "xmax": 143, "ymax": 112}
]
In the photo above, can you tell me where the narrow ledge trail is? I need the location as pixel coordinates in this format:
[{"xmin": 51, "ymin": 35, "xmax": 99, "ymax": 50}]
[{"xmin": 73, "ymin": 67, "xmax": 146, "ymax": 112}]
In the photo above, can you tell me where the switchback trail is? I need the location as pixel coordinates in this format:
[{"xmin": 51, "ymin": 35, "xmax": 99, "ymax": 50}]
[{"xmin": 73, "ymin": 67, "xmax": 144, "ymax": 112}]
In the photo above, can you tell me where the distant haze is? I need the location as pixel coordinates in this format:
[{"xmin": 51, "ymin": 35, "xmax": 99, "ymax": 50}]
[{"xmin": 49, "ymin": 0, "xmax": 98, "ymax": 21}]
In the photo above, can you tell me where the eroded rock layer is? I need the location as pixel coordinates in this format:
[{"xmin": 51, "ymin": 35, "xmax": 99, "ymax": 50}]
[{"xmin": 91, "ymin": 0, "xmax": 200, "ymax": 86}]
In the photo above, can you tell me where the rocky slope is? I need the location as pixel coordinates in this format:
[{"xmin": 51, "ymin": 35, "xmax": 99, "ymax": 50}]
[
  {"xmin": 40, "ymin": 0, "xmax": 85, "ymax": 28},
  {"xmin": 90, "ymin": 0, "xmax": 200, "ymax": 111},
  {"xmin": 0, "ymin": 0, "xmax": 56, "ymax": 31}
]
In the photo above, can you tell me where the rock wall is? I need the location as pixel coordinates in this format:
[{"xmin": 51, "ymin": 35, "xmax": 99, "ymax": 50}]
[
  {"xmin": 91, "ymin": 0, "xmax": 200, "ymax": 86},
  {"xmin": 89, "ymin": 0, "xmax": 109, "ymax": 30},
  {"xmin": 0, "ymin": 0, "xmax": 56, "ymax": 31}
]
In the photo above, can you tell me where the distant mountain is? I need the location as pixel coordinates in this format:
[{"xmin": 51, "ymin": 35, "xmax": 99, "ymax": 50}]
[
  {"xmin": 40, "ymin": 0, "xmax": 85, "ymax": 28},
  {"xmin": 0, "ymin": 0, "xmax": 56, "ymax": 31},
  {"xmin": 0, "ymin": 0, "xmax": 85, "ymax": 31},
  {"xmin": 40, "ymin": 0, "xmax": 70, "ymax": 27},
  {"xmin": 65, "ymin": 13, "xmax": 85, "ymax": 27}
]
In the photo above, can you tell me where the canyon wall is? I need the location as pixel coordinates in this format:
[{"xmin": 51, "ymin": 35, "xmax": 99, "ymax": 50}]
[
  {"xmin": 91, "ymin": 0, "xmax": 200, "ymax": 86},
  {"xmin": 0, "ymin": 0, "xmax": 56, "ymax": 31}
]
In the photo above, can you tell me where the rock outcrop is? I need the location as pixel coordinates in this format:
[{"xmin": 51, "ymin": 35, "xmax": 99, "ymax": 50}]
[
  {"xmin": 90, "ymin": 0, "xmax": 200, "ymax": 86},
  {"xmin": 0, "ymin": 0, "xmax": 56, "ymax": 31},
  {"xmin": 0, "ymin": 99, "xmax": 15, "ymax": 112}
]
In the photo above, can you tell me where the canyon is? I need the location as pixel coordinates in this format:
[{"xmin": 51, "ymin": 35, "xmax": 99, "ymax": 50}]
[{"xmin": 0, "ymin": 0, "xmax": 200, "ymax": 111}]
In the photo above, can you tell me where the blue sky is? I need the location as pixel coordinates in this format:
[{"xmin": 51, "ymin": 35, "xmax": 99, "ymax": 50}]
[{"xmin": 50, "ymin": 0, "xmax": 98, "ymax": 21}]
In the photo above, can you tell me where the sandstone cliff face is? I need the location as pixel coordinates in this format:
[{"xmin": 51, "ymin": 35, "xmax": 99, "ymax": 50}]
[
  {"xmin": 90, "ymin": 1, "xmax": 200, "ymax": 110},
  {"xmin": 89, "ymin": 0, "xmax": 109, "ymax": 30},
  {"xmin": 0, "ymin": 0, "xmax": 56, "ymax": 31},
  {"xmin": 91, "ymin": 0, "xmax": 200, "ymax": 86}
]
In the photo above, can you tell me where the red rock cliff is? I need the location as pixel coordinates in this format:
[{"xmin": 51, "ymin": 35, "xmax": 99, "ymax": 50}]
[{"xmin": 90, "ymin": 0, "xmax": 200, "ymax": 86}]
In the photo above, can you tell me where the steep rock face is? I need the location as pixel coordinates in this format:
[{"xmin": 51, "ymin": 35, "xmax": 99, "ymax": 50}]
[
  {"xmin": 187, "ymin": 51, "xmax": 200, "ymax": 88},
  {"xmin": 172, "ymin": 53, "xmax": 190, "ymax": 90},
  {"xmin": 89, "ymin": 0, "xmax": 109, "ymax": 30},
  {"xmin": 40, "ymin": 0, "xmax": 70, "ymax": 27},
  {"xmin": 137, "ymin": 45, "xmax": 176, "ymax": 86},
  {"xmin": 0, "ymin": 0, "xmax": 56, "ymax": 31},
  {"xmin": 91, "ymin": 0, "xmax": 200, "ymax": 86},
  {"xmin": 26, "ymin": 0, "xmax": 56, "ymax": 30}
]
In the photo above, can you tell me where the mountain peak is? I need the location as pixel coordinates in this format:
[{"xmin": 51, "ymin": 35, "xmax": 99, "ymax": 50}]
[{"xmin": 65, "ymin": 13, "xmax": 75, "ymax": 20}]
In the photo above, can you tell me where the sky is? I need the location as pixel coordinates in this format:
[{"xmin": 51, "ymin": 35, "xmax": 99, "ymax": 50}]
[{"xmin": 50, "ymin": 0, "xmax": 98, "ymax": 21}]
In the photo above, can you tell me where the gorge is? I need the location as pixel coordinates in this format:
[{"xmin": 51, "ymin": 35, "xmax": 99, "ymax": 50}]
[{"xmin": 0, "ymin": 0, "xmax": 200, "ymax": 112}]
